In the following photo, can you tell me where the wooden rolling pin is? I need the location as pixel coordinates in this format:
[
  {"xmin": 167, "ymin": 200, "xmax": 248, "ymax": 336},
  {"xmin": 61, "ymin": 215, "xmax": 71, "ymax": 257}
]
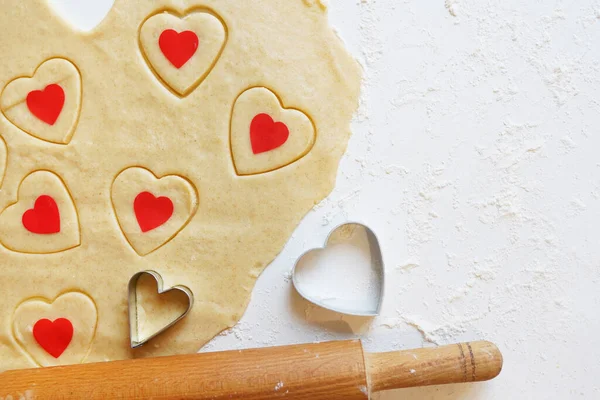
[{"xmin": 0, "ymin": 340, "xmax": 502, "ymax": 399}]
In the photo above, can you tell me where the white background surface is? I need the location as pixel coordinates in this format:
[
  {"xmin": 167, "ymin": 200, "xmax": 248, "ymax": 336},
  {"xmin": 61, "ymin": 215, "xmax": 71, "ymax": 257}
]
[{"xmin": 50, "ymin": 0, "xmax": 600, "ymax": 398}]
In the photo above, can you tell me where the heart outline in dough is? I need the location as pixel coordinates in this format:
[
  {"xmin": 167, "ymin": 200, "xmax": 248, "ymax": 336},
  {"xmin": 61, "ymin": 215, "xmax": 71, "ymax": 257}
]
[
  {"xmin": 12, "ymin": 291, "xmax": 98, "ymax": 367},
  {"xmin": 111, "ymin": 167, "xmax": 199, "ymax": 256},
  {"xmin": 128, "ymin": 270, "xmax": 194, "ymax": 348},
  {"xmin": 230, "ymin": 87, "xmax": 317, "ymax": 176},
  {"xmin": 138, "ymin": 7, "xmax": 228, "ymax": 97},
  {"xmin": 292, "ymin": 222, "xmax": 385, "ymax": 317},
  {"xmin": 0, "ymin": 58, "xmax": 82, "ymax": 145},
  {"xmin": 0, "ymin": 170, "xmax": 81, "ymax": 254}
]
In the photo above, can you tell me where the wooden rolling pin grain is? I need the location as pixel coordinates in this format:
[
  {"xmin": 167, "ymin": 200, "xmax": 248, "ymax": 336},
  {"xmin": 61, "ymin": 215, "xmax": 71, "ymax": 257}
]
[{"xmin": 0, "ymin": 340, "xmax": 502, "ymax": 399}]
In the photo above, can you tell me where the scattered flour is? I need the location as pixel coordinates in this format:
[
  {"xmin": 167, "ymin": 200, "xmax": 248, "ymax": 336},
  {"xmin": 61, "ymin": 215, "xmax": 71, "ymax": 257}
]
[
  {"xmin": 205, "ymin": 2, "xmax": 600, "ymax": 398},
  {"xmin": 445, "ymin": 0, "xmax": 460, "ymax": 17}
]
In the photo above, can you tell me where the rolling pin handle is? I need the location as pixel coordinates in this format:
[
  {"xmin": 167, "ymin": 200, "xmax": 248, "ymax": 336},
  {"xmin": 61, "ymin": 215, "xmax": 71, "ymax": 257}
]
[{"xmin": 366, "ymin": 341, "xmax": 503, "ymax": 393}]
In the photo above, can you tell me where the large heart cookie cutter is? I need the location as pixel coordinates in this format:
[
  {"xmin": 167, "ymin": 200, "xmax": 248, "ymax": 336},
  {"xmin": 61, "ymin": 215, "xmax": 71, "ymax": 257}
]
[
  {"xmin": 292, "ymin": 223, "xmax": 385, "ymax": 317},
  {"xmin": 128, "ymin": 270, "xmax": 194, "ymax": 348}
]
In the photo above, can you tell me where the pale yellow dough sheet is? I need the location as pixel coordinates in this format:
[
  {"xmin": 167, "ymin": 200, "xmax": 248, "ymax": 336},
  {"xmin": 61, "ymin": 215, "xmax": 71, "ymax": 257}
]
[{"xmin": 0, "ymin": 0, "xmax": 361, "ymax": 370}]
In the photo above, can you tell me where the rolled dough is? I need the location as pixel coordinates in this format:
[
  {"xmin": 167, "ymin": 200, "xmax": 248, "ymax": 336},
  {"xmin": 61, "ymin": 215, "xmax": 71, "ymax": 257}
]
[{"xmin": 0, "ymin": 0, "xmax": 361, "ymax": 370}]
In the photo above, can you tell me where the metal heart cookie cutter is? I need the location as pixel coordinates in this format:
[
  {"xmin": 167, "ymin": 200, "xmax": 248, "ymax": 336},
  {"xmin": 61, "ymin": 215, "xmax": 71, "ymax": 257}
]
[
  {"xmin": 292, "ymin": 222, "xmax": 385, "ymax": 317},
  {"xmin": 128, "ymin": 270, "xmax": 194, "ymax": 349}
]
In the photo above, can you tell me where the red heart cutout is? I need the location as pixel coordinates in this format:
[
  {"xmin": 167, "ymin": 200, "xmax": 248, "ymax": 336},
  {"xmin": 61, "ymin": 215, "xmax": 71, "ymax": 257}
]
[
  {"xmin": 250, "ymin": 113, "xmax": 290, "ymax": 155},
  {"xmin": 26, "ymin": 84, "xmax": 65, "ymax": 126},
  {"xmin": 22, "ymin": 195, "xmax": 61, "ymax": 234},
  {"xmin": 33, "ymin": 318, "xmax": 73, "ymax": 359},
  {"xmin": 159, "ymin": 29, "xmax": 199, "ymax": 69},
  {"xmin": 134, "ymin": 192, "xmax": 174, "ymax": 233}
]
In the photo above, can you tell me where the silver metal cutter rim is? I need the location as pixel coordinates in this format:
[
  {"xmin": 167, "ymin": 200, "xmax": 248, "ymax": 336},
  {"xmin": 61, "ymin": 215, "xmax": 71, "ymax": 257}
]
[
  {"xmin": 291, "ymin": 222, "xmax": 385, "ymax": 317},
  {"xmin": 128, "ymin": 270, "xmax": 194, "ymax": 349}
]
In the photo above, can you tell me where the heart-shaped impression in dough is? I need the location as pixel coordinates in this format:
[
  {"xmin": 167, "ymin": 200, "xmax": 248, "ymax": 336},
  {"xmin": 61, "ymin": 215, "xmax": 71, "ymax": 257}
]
[
  {"xmin": 140, "ymin": 10, "xmax": 227, "ymax": 96},
  {"xmin": 231, "ymin": 87, "xmax": 316, "ymax": 176},
  {"xmin": 12, "ymin": 291, "xmax": 97, "ymax": 367},
  {"xmin": 292, "ymin": 223, "xmax": 385, "ymax": 317},
  {"xmin": 112, "ymin": 167, "xmax": 199, "ymax": 256},
  {"xmin": 0, "ymin": 170, "xmax": 80, "ymax": 254},
  {"xmin": 0, "ymin": 58, "xmax": 82, "ymax": 144},
  {"xmin": 128, "ymin": 271, "xmax": 193, "ymax": 348}
]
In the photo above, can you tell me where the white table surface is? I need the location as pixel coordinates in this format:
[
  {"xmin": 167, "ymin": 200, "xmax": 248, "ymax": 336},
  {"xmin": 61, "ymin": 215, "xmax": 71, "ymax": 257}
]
[{"xmin": 48, "ymin": 1, "xmax": 600, "ymax": 398}]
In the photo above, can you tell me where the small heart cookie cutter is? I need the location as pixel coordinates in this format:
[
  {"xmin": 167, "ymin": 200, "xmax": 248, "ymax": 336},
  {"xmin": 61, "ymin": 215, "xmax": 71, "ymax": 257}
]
[
  {"xmin": 128, "ymin": 270, "xmax": 194, "ymax": 349},
  {"xmin": 292, "ymin": 222, "xmax": 385, "ymax": 317}
]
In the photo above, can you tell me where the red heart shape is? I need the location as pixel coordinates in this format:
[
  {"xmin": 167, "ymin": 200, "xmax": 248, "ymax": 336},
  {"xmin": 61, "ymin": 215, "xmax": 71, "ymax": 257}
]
[
  {"xmin": 33, "ymin": 318, "xmax": 73, "ymax": 359},
  {"xmin": 134, "ymin": 192, "xmax": 174, "ymax": 233},
  {"xmin": 250, "ymin": 113, "xmax": 290, "ymax": 155},
  {"xmin": 26, "ymin": 84, "xmax": 65, "ymax": 126},
  {"xmin": 22, "ymin": 195, "xmax": 61, "ymax": 234},
  {"xmin": 159, "ymin": 29, "xmax": 199, "ymax": 69}
]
